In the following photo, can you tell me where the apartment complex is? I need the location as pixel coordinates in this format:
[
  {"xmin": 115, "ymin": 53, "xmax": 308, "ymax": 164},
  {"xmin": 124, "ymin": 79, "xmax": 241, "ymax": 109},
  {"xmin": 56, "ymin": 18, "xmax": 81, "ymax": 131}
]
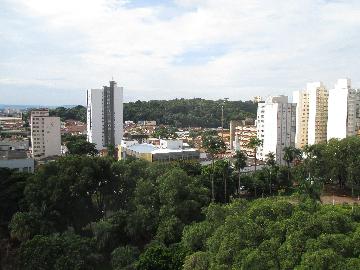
[
  {"xmin": 256, "ymin": 96, "xmax": 296, "ymax": 164},
  {"xmin": 87, "ymin": 81, "xmax": 124, "ymax": 150},
  {"xmin": 293, "ymin": 82, "xmax": 328, "ymax": 148},
  {"xmin": 327, "ymin": 79, "xmax": 360, "ymax": 140},
  {"xmin": 30, "ymin": 109, "xmax": 61, "ymax": 159}
]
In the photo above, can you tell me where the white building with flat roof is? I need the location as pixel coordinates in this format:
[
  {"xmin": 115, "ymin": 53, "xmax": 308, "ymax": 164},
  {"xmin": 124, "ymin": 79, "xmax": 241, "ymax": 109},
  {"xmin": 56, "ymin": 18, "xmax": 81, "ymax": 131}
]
[
  {"xmin": 327, "ymin": 78, "xmax": 360, "ymax": 140},
  {"xmin": 87, "ymin": 81, "xmax": 123, "ymax": 150},
  {"xmin": 257, "ymin": 95, "xmax": 296, "ymax": 164},
  {"xmin": 30, "ymin": 109, "xmax": 61, "ymax": 159}
]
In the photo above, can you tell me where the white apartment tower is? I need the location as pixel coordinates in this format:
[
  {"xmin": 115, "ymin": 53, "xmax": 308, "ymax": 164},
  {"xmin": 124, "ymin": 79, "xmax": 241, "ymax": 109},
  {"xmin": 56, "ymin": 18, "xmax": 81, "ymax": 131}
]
[
  {"xmin": 293, "ymin": 82, "xmax": 328, "ymax": 148},
  {"xmin": 30, "ymin": 109, "xmax": 61, "ymax": 159},
  {"xmin": 256, "ymin": 96, "xmax": 296, "ymax": 164},
  {"xmin": 87, "ymin": 81, "xmax": 124, "ymax": 150},
  {"xmin": 327, "ymin": 78, "xmax": 360, "ymax": 140}
]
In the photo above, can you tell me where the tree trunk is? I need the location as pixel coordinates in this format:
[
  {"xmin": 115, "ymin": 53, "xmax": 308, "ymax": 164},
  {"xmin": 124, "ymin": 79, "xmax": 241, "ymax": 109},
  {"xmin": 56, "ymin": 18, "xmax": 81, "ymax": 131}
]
[
  {"xmin": 287, "ymin": 163, "xmax": 290, "ymax": 184},
  {"xmin": 224, "ymin": 171, "xmax": 227, "ymax": 203},
  {"xmin": 254, "ymin": 149, "xmax": 257, "ymax": 172},
  {"xmin": 238, "ymin": 169, "xmax": 241, "ymax": 197},
  {"xmin": 211, "ymin": 159, "xmax": 215, "ymax": 202}
]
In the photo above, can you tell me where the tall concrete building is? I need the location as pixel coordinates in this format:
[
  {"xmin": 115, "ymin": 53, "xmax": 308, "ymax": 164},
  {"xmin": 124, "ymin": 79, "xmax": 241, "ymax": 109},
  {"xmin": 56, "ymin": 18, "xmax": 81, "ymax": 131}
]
[
  {"xmin": 293, "ymin": 82, "xmax": 328, "ymax": 148},
  {"xmin": 87, "ymin": 80, "xmax": 124, "ymax": 150},
  {"xmin": 30, "ymin": 109, "xmax": 61, "ymax": 159},
  {"xmin": 256, "ymin": 96, "xmax": 296, "ymax": 164},
  {"xmin": 327, "ymin": 78, "xmax": 360, "ymax": 140}
]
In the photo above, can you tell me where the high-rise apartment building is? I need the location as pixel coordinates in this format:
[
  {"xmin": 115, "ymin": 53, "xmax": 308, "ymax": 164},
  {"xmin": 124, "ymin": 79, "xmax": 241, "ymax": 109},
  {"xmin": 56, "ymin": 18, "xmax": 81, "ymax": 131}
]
[
  {"xmin": 256, "ymin": 96, "xmax": 296, "ymax": 164},
  {"xmin": 293, "ymin": 90, "xmax": 309, "ymax": 149},
  {"xmin": 87, "ymin": 81, "xmax": 123, "ymax": 150},
  {"xmin": 293, "ymin": 82, "xmax": 328, "ymax": 148},
  {"xmin": 327, "ymin": 78, "xmax": 360, "ymax": 140},
  {"xmin": 30, "ymin": 109, "xmax": 61, "ymax": 159}
]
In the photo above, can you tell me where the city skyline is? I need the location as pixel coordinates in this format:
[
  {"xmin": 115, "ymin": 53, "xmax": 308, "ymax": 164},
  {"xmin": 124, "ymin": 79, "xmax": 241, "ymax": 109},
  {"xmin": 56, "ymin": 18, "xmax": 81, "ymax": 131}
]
[{"xmin": 2, "ymin": 0, "xmax": 360, "ymax": 105}]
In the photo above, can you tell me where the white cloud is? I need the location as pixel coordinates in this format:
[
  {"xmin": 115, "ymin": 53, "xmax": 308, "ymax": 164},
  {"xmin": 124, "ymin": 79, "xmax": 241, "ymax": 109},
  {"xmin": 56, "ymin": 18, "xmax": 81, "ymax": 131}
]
[{"xmin": 1, "ymin": 0, "xmax": 360, "ymax": 104}]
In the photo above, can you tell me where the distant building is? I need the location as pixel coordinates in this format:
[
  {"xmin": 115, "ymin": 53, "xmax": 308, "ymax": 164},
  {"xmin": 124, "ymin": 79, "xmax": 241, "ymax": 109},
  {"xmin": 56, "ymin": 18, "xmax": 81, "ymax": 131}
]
[
  {"xmin": 0, "ymin": 138, "xmax": 29, "ymax": 150},
  {"xmin": 30, "ymin": 109, "xmax": 61, "ymax": 159},
  {"xmin": 118, "ymin": 139, "xmax": 200, "ymax": 162},
  {"xmin": 257, "ymin": 96, "xmax": 296, "ymax": 164},
  {"xmin": 0, "ymin": 116, "xmax": 23, "ymax": 131},
  {"xmin": 138, "ymin": 120, "xmax": 156, "ymax": 126},
  {"xmin": 229, "ymin": 119, "xmax": 255, "ymax": 151},
  {"xmin": 87, "ymin": 80, "xmax": 123, "ymax": 150},
  {"xmin": 293, "ymin": 82, "xmax": 328, "ymax": 148},
  {"xmin": 253, "ymin": 96, "xmax": 262, "ymax": 103},
  {"xmin": 233, "ymin": 125, "xmax": 257, "ymax": 157},
  {"xmin": 61, "ymin": 120, "xmax": 86, "ymax": 136},
  {"xmin": 327, "ymin": 78, "xmax": 360, "ymax": 140},
  {"xmin": 0, "ymin": 145, "xmax": 34, "ymax": 172}
]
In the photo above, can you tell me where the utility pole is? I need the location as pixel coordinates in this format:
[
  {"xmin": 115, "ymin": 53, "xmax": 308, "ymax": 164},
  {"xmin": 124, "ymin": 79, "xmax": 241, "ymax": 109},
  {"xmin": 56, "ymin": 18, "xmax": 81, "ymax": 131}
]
[
  {"xmin": 221, "ymin": 105, "xmax": 224, "ymax": 140},
  {"xmin": 221, "ymin": 98, "xmax": 229, "ymax": 140}
]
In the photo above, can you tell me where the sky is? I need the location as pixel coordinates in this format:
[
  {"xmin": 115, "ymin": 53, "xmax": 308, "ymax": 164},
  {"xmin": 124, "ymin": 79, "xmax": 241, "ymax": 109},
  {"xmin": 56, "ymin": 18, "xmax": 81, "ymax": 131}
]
[{"xmin": 1, "ymin": 0, "xmax": 360, "ymax": 105}]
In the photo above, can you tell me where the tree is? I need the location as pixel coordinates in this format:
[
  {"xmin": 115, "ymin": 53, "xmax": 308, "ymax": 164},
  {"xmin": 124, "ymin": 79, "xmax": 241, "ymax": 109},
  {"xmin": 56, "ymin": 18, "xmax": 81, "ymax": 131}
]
[
  {"xmin": 234, "ymin": 150, "xmax": 247, "ymax": 196},
  {"xmin": 201, "ymin": 134, "xmax": 226, "ymax": 202},
  {"xmin": 283, "ymin": 146, "xmax": 302, "ymax": 183},
  {"xmin": 64, "ymin": 135, "xmax": 98, "ymax": 156},
  {"xmin": 247, "ymin": 137, "xmax": 263, "ymax": 172},
  {"xmin": 111, "ymin": 245, "xmax": 140, "ymax": 270},
  {"xmin": 135, "ymin": 243, "xmax": 184, "ymax": 270},
  {"xmin": 0, "ymin": 168, "xmax": 28, "ymax": 225},
  {"xmin": 266, "ymin": 152, "xmax": 278, "ymax": 195},
  {"xmin": 152, "ymin": 126, "xmax": 178, "ymax": 139},
  {"xmin": 18, "ymin": 233, "xmax": 101, "ymax": 270}
]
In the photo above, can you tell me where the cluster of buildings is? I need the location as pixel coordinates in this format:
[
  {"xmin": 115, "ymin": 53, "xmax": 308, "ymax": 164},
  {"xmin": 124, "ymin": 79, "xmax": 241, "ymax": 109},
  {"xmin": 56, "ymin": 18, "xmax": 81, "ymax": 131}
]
[
  {"xmin": 86, "ymin": 81, "xmax": 201, "ymax": 162},
  {"xmin": 255, "ymin": 78, "xmax": 360, "ymax": 164},
  {"xmin": 2, "ymin": 77, "xmax": 360, "ymax": 172}
]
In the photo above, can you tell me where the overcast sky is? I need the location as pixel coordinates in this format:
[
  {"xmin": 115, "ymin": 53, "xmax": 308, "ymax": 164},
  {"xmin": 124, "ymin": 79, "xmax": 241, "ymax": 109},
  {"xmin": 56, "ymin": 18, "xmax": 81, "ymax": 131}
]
[{"xmin": 1, "ymin": 0, "xmax": 360, "ymax": 105}]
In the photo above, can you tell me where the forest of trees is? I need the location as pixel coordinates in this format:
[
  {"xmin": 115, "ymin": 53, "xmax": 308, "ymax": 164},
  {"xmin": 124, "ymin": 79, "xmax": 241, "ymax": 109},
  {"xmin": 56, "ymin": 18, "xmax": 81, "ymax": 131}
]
[
  {"xmin": 49, "ymin": 99, "xmax": 257, "ymax": 128},
  {"xmin": 49, "ymin": 105, "xmax": 87, "ymax": 123},
  {"xmin": 2, "ymin": 136, "xmax": 360, "ymax": 269},
  {"xmin": 123, "ymin": 99, "xmax": 257, "ymax": 128}
]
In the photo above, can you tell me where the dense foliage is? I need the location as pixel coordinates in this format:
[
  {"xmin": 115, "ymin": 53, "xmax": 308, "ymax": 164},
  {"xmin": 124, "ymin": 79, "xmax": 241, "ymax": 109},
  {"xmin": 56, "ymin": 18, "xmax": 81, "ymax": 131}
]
[
  {"xmin": 49, "ymin": 105, "xmax": 87, "ymax": 123},
  {"xmin": 182, "ymin": 198, "xmax": 360, "ymax": 270},
  {"xmin": 3, "ymin": 136, "xmax": 360, "ymax": 269},
  {"xmin": 48, "ymin": 99, "xmax": 257, "ymax": 128},
  {"xmin": 124, "ymin": 99, "xmax": 257, "ymax": 128}
]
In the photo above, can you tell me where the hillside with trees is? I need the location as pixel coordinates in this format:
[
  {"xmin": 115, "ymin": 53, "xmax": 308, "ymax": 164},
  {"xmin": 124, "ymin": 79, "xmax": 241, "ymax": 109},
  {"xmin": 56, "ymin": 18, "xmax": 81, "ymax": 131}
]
[
  {"xmin": 49, "ymin": 99, "xmax": 257, "ymax": 128},
  {"xmin": 2, "ymin": 136, "xmax": 360, "ymax": 269},
  {"xmin": 124, "ymin": 99, "xmax": 257, "ymax": 128}
]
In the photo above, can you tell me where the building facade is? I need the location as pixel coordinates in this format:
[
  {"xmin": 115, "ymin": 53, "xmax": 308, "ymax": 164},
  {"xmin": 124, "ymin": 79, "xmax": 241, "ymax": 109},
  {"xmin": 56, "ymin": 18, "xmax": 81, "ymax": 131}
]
[
  {"xmin": 293, "ymin": 82, "xmax": 328, "ymax": 148},
  {"xmin": 257, "ymin": 96, "xmax": 296, "ymax": 164},
  {"xmin": 30, "ymin": 109, "xmax": 61, "ymax": 159},
  {"xmin": 87, "ymin": 81, "xmax": 123, "ymax": 150},
  {"xmin": 327, "ymin": 79, "xmax": 360, "ymax": 140}
]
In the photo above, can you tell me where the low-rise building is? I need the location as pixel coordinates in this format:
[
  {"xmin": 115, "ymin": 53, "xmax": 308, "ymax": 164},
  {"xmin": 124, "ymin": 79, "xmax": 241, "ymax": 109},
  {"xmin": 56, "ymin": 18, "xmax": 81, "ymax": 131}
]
[
  {"xmin": 118, "ymin": 139, "xmax": 200, "ymax": 162},
  {"xmin": 0, "ymin": 145, "xmax": 34, "ymax": 172}
]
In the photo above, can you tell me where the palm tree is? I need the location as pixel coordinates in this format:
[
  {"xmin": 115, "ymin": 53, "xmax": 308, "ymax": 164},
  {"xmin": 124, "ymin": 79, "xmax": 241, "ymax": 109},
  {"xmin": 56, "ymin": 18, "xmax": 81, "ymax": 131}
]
[
  {"xmin": 265, "ymin": 152, "xmax": 276, "ymax": 195},
  {"xmin": 202, "ymin": 134, "xmax": 226, "ymax": 202},
  {"xmin": 247, "ymin": 137, "xmax": 263, "ymax": 172},
  {"xmin": 283, "ymin": 146, "xmax": 302, "ymax": 183},
  {"xmin": 234, "ymin": 150, "xmax": 247, "ymax": 197}
]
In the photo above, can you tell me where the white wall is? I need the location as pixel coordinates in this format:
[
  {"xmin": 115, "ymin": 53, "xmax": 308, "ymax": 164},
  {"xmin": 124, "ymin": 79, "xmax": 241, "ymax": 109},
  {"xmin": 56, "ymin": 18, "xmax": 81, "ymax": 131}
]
[
  {"xmin": 44, "ymin": 117, "xmax": 61, "ymax": 157},
  {"xmin": 113, "ymin": 85, "xmax": 124, "ymax": 146},
  {"xmin": 327, "ymin": 79, "xmax": 350, "ymax": 140},
  {"xmin": 87, "ymin": 89, "xmax": 104, "ymax": 150}
]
